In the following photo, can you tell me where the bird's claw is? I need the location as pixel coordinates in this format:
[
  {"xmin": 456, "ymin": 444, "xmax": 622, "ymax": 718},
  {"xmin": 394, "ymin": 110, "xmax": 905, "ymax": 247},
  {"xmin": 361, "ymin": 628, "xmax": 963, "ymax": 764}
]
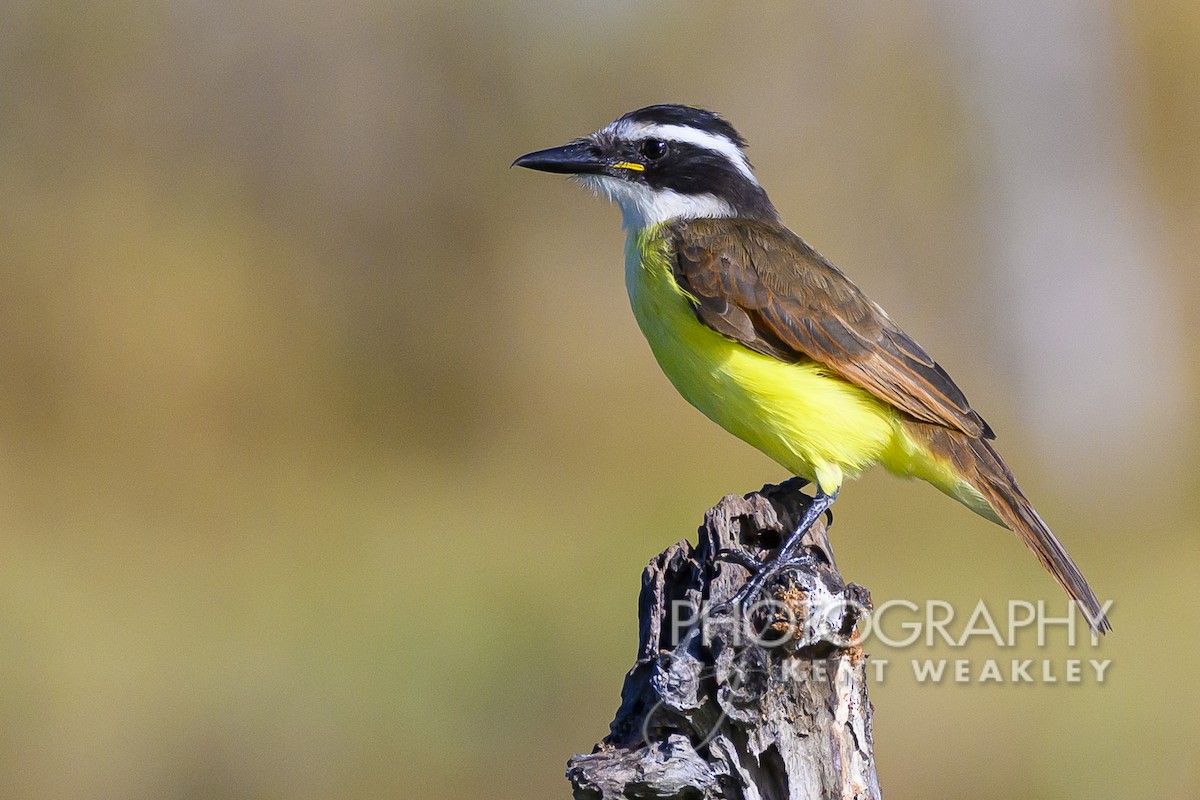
[{"xmin": 717, "ymin": 548, "xmax": 764, "ymax": 571}]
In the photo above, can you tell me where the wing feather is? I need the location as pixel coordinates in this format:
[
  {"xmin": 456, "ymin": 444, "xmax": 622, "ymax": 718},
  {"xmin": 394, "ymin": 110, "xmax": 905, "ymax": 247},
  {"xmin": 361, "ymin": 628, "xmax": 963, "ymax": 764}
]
[{"xmin": 670, "ymin": 218, "xmax": 994, "ymax": 439}]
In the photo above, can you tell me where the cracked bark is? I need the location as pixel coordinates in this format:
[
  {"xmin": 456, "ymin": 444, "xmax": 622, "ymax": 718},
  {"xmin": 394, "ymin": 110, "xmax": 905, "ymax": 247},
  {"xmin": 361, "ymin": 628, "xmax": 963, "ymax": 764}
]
[{"xmin": 567, "ymin": 479, "xmax": 881, "ymax": 800}]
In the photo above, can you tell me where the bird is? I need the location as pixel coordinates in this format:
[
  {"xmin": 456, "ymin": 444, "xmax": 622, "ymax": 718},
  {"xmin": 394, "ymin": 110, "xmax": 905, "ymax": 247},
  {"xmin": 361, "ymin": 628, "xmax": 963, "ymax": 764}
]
[{"xmin": 512, "ymin": 104, "xmax": 1109, "ymax": 635}]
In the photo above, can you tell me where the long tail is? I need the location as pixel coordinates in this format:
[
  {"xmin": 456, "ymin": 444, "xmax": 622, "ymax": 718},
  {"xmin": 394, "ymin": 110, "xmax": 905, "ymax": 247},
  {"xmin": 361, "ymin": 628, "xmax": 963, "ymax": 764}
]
[{"xmin": 909, "ymin": 423, "xmax": 1111, "ymax": 635}]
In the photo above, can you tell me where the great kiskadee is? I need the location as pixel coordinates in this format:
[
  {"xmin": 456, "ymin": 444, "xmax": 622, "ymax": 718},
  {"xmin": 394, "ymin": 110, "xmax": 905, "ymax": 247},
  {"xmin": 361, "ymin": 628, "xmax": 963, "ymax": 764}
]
[{"xmin": 514, "ymin": 104, "xmax": 1109, "ymax": 634}]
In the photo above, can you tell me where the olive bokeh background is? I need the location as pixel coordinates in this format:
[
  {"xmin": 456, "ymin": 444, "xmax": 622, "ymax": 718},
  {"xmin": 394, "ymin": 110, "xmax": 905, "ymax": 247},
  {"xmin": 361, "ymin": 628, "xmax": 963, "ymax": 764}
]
[{"xmin": 2, "ymin": 2, "xmax": 1197, "ymax": 798}]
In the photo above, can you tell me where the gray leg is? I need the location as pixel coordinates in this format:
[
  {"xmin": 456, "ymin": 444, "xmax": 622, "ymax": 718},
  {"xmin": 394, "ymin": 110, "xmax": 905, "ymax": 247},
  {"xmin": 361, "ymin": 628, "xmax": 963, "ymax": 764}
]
[{"xmin": 732, "ymin": 487, "xmax": 839, "ymax": 609}]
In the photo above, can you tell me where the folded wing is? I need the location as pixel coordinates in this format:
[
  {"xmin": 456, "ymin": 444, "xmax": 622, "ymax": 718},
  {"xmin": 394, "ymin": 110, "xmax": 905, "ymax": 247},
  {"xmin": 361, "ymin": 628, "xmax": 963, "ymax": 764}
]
[{"xmin": 670, "ymin": 218, "xmax": 994, "ymax": 439}]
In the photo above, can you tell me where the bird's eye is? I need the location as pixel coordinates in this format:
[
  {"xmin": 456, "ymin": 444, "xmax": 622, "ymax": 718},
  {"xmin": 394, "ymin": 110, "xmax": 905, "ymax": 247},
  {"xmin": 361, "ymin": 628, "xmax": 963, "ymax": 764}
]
[{"xmin": 640, "ymin": 139, "xmax": 668, "ymax": 160}]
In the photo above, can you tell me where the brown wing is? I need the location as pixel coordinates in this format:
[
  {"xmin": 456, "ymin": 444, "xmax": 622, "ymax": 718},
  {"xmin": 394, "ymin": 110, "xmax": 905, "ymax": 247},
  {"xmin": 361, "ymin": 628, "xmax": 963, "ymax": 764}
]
[{"xmin": 670, "ymin": 217, "xmax": 994, "ymax": 439}]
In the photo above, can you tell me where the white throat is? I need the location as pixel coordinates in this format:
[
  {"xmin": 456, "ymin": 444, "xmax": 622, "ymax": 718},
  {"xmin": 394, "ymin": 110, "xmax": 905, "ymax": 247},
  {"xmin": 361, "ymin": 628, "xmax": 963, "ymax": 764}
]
[{"xmin": 577, "ymin": 174, "xmax": 735, "ymax": 230}]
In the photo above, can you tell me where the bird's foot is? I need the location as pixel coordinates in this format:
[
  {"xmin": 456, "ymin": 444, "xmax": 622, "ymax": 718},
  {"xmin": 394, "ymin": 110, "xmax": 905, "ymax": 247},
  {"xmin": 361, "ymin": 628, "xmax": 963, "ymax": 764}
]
[
  {"xmin": 716, "ymin": 549, "xmax": 764, "ymax": 572},
  {"xmin": 715, "ymin": 488, "xmax": 840, "ymax": 620}
]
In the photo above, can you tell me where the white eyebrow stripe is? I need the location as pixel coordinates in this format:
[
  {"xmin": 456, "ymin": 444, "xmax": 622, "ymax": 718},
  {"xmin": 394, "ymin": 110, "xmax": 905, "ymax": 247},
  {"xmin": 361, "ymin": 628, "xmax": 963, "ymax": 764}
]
[{"xmin": 602, "ymin": 120, "xmax": 759, "ymax": 186}]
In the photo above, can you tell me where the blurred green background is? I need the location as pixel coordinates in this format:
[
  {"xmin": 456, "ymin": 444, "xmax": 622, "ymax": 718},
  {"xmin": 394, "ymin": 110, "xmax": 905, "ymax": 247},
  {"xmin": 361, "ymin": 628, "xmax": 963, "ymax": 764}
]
[{"xmin": 1, "ymin": 1, "xmax": 1197, "ymax": 798}]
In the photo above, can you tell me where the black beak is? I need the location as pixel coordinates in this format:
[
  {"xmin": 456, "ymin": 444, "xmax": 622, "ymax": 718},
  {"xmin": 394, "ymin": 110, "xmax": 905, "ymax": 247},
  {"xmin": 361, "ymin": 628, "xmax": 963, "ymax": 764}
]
[{"xmin": 511, "ymin": 140, "xmax": 607, "ymax": 175}]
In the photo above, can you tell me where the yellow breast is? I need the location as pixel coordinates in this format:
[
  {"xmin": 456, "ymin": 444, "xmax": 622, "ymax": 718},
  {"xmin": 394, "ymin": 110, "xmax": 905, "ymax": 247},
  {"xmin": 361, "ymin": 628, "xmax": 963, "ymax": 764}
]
[{"xmin": 624, "ymin": 226, "xmax": 899, "ymax": 494}]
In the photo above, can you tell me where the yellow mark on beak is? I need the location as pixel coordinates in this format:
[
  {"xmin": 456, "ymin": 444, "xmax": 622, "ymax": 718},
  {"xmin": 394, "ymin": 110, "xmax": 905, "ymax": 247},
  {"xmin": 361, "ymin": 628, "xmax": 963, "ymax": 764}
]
[{"xmin": 612, "ymin": 161, "xmax": 645, "ymax": 172}]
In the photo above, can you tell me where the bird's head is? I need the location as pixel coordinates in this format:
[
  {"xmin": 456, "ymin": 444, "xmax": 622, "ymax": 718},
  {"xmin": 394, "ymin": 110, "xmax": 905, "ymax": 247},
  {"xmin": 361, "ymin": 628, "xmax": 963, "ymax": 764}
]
[{"xmin": 513, "ymin": 104, "xmax": 778, "ymax": 229}]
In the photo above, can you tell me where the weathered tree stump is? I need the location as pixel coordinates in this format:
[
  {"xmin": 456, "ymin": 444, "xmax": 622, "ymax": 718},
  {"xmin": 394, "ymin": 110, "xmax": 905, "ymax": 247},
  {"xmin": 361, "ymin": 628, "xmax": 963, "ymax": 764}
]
[{"xmin": 567, "ymin": 479, "xmax": 881, "ymax": 800}]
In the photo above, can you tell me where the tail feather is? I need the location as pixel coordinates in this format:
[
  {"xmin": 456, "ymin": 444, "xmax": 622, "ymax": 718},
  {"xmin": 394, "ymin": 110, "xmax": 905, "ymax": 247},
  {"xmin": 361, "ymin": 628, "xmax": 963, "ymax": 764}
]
[{"xmin": 911, "ymin": 424, "xmax": 1111, "ymax": 635}]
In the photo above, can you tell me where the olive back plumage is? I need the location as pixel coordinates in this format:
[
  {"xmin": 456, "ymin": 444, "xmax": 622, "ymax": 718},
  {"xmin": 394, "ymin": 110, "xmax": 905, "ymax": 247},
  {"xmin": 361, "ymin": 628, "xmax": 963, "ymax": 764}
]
[{"xmin": 669, "ymin": 217, "xmax": 994, "ymax": 439}]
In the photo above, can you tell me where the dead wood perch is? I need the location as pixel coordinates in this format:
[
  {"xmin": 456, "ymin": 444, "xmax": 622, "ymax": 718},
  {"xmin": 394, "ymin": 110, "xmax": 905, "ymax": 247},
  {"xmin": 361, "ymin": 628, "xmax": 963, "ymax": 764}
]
[{"xmin": 567, "ymin": 479, "xmax": 882, "ymax": 800}]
